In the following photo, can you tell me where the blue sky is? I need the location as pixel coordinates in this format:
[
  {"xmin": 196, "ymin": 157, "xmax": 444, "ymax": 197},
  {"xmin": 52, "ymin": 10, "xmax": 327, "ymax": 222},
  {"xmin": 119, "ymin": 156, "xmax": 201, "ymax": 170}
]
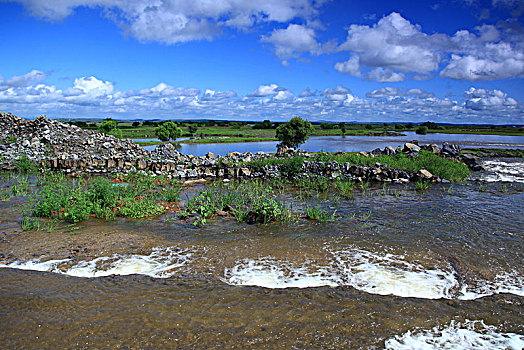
[{"xmin": 0, "ymin": 0, "xmax": 523, "ymax": 124}]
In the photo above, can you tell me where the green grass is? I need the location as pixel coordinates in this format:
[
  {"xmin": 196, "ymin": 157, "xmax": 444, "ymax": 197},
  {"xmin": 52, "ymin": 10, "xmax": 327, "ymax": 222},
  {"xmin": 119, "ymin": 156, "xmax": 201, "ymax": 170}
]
[
  {"xmin": 414, "ymin": 180, "xmax": 430, "ymax": 191},
  {"xmin": 311, "ymin": 151, "xmax": 469, "ymax": 182},
  {"xmin": 246, "ymin": 151, "xmax": 470, "ymax": 182},
  {"xmin": 14, "ymin": 155, "xmax": 39, "ymax": 174},
  {"xmin": 303, "ymin": 203, "xmax": 336, "ymax": 222},
  {"xmin": 75, "ymin": 120, "xmax": 524, "ymax": 140},
  {"xmin": 26, "ymin": 174, "xmax": 181, "ymax": 224},
  {"xmin": 180, "ymin": 180, "xmax": 295, "ymax": 225},
  {"xmin": 334, "ymin": 179, "xmax": 356, "ymax": 198}
]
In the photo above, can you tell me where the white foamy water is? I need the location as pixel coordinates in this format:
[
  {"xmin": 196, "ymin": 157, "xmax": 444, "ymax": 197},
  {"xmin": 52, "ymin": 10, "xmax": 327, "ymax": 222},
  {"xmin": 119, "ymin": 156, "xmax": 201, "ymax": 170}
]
[
  {"xmin": 225, "ymin": 249, "xmax": 458, "ymax": 299},
  {"xmin": 1, "ymin": 247, "xmax": 194, "ymax": 278},
  {"xmin": 225, "ymin": 249, "xmax": 524, "ymax": 300},
  {"xmin": 224, "ymin": 258, "xmax": 340, "ymax": 289},
  {"xmin": 459, "ymin": 271, "xmax": 524, "ymax": 300},
  {"xmin": 480, "ymin": 160, "xmax": 524, "ymax": 183},
  {"xmin": 331, "ymin": 249, "xmax": 459, "ymax": 299},
  {"xmin": 385, "ymin": 320, "xmax": 524, "ymax": 350}
]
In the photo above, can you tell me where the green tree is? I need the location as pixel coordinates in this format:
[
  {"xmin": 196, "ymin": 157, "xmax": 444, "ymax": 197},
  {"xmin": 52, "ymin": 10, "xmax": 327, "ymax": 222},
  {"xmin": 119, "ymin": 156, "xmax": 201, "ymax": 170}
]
[
  {"xmin": 132, "ymin": 121, "xmax": 140, "ymax": 127},
  {"xmin": 275, "ymin": 116, "xmax": 314, "ymax": 148},
  {"xmin": 253, "ymin": 119, "xmax": 273, "ymax": 129},
  {"xmin": 338, "ymin": 122, "xmax": 346, "ymax": 134},
  {"xmin": 188, "ymin": 124, "xmax": 198, "ymax": 135},
  {"xmin": 395, "ymin": 123, "xmax": 405, "ymax": 130},
  {"xmin": 320, "ymin": 122, "xmax": 337, "ymax": 130},
  {"xmin": 155, "ymin": 121, "xmax": 182, "ymax": 141},
  {"xmin": 99, "ymin": 118, "xmax": 118, "ymax": 133},
  {"xmin": 98, "ymin": 118, "xmax": 121, "ymax": 138},
  {"xmin": 422, "ymin": 121, "xmax": 438, "ymax": 129},
  {"xmin": 416, "ymin": 126, "xmax": 428, "ymax": 135}
]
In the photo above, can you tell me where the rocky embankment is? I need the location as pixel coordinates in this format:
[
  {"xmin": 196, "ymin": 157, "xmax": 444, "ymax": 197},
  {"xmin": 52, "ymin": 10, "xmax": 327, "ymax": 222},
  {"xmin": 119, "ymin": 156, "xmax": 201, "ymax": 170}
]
[{"xmin": 0, "ymin": 111, "xmax": 488, "ymax": 183}]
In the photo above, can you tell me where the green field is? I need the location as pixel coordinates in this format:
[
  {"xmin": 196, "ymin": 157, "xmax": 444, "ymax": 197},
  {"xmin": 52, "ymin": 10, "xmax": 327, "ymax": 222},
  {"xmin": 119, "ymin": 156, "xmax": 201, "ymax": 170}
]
[{"xmin": 69, "ymin": 120, "xmax": 524, "ymax": 145}]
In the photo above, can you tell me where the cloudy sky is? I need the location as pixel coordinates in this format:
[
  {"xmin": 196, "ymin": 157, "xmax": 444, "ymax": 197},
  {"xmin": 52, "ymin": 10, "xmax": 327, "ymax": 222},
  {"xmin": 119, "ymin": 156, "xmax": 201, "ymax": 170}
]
[{"xmin": 0, "ymin": 0, "xmax": 523, "ymax": 124}]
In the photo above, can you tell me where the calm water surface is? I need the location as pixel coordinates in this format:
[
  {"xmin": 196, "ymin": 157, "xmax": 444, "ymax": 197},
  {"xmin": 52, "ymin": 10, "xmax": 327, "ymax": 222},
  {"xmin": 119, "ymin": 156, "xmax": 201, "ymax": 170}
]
[
  {"xmin": 142, "ymin": 132, "xmax": 524, "ymax": 155},
  {"xmin": 0, "ymin": 167, "xmax": 523, "ymax": 348}
]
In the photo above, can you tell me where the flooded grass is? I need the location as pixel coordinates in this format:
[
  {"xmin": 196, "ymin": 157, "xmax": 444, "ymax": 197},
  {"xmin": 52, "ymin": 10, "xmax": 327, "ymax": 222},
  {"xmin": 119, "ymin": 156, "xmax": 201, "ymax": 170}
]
[{"xmin": 247, "ymin": 150, "xmax": 470, "ymax": 182}]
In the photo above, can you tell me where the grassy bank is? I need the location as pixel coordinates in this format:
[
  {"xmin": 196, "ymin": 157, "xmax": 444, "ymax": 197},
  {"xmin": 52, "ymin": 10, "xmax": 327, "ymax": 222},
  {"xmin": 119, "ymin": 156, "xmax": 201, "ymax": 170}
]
[{"xmin": 247, "ymin": 150, "xmax": 470, "ymax": 182}]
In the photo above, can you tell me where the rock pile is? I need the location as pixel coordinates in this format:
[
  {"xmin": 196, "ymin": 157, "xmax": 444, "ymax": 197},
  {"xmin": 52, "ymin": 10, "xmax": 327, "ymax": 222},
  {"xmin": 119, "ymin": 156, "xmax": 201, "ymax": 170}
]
[
  {"xmin": 0, "ymin": 111, "xmax": 479, "ymax": 182},
  {"xmin": 0, "ymin": 111, "xmax": 148, "ymax": 162}
]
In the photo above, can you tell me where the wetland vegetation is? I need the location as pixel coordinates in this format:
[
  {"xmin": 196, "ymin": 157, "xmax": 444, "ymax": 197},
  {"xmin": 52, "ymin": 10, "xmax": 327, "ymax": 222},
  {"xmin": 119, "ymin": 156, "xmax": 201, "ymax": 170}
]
[
  {"xmin": 69, "ymin": 119, "xmax": 524, "ymax": 146},
  {"xmin": 2, "ymin": 145, "xmax": 472, "ymax": 231}
]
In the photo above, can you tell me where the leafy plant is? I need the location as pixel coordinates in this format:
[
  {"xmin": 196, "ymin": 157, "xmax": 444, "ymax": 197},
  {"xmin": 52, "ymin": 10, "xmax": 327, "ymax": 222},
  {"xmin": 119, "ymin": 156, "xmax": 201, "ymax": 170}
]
[
  {"xmin": 414, "ymin": 180, "xmax": 430, "ymax": 191},
  {"xmin": 275, "ymin": 116, "xmax": 314, "ymax": 148},
  {"xmin": 156, "ymin": 121, "xmax": 182, "ymax": 141},
  {"xmin": 304, "ymin": 203, "xmax": 336, "ymax": 223},
  {"xmin": 98, "ymin": 118, "xmax": 122, "ymax": 138},
  {"xmin": 334, "ymin": 179, "xmax": 355, "ymax": 198},
  {"xmin": 416, "ymin": 126, "xmax": 428, "ymax": 135}
]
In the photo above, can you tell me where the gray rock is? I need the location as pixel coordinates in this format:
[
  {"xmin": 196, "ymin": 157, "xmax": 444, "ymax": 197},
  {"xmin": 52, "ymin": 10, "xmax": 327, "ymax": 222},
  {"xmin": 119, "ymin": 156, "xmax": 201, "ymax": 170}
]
[
  {"xmin": 403, "ymin": 142, "xmax": 421, "ymax": 153},
  {"xmin": 383, "ymin": 146, "xmax": 396, "ymax": 155}
]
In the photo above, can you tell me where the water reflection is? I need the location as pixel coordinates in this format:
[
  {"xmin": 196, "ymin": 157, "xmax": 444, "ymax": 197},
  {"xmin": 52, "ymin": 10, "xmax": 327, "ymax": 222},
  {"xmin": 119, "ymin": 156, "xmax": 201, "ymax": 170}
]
[{"xmin": 140, "ymin": 132, "xmax": 524, "ymax": 156}]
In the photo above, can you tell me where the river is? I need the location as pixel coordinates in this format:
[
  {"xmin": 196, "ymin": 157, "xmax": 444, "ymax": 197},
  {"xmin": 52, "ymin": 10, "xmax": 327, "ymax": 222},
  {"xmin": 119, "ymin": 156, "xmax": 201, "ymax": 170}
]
[
  {"xmin": 0, "ymin": 159, "xmax": 523, "ymax": 349},
  {"xmin": 140, "ymin": 132, "xmax": 524, "ymax": 156}
]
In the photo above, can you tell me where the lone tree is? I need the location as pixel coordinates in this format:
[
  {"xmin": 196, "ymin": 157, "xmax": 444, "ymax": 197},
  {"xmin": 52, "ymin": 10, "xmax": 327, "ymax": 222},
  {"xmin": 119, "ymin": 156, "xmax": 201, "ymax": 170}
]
[
  {"xmin": 275, "ymin": 116, "xmax": 314, "ymax": 148},
  {"xmin": 338, "ymin": 122, "xmax": 346, "ymax": 135},
  {"xmin": 98, "ymin": 118, "xmax": 121, "ymax": 138},
  {"xmin": 416, "ymin": 126, "xmax": 428, "ymax": 135},
  {"xmin": 98, "ymin": 118, "xmax": 118, "ymax": 133},
  {"xmin": 155, "ymin": 121, "xmax": 182, "ymax": 141}
]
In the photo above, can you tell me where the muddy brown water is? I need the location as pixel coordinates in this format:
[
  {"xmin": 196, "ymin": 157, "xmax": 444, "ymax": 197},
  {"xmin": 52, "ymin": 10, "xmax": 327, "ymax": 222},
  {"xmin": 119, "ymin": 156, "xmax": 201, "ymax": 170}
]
[{"xmin": 0, "ymin": 174, "xmax": 523, "ymax": 349}]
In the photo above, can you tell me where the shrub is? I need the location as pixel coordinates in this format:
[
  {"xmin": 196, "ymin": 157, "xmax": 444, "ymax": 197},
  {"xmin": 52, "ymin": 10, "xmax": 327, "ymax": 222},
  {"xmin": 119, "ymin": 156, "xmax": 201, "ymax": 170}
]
[
  {"xmin": 188, "ymin": 124, "xmax": 198, "ymax": 135},
  {"xmin": 276, "ymin": 117, "xmax": 314, "ymax": 148},
  {"xmin": 280, "ymin": 155, "xmax": 305, "ymax": 177},
  {"xmin": 99, "ymin": 118, "xmax": 117, "ymax": 133},
  {"xmin": 416, "ymin": 126, "xmax": 428, "ymax": 135},
  {"xmin": 252, "ymin": 120, "xmax": 273, "ymax": 129},
  {"xmin": 156, "ymin": 121, "xmax": 182, "ymax": 141}
]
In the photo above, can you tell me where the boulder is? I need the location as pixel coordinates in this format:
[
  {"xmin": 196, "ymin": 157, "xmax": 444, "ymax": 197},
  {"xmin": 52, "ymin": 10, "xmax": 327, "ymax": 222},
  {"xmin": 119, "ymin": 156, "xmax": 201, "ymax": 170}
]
[
  {"xmin": 403, "ymin": 142, "xmax": 421, "ymax": 153},
  {"xmin": 383, "ymin": 146, "xmax": 396, "ymax": 156},
  {"xmin": 240, "ymin": 167, "xmax": 251, "ymax": 177},
  {"xmin": 418, "ymin": 169, "xmax": 433, "ymax": 179},
  {"xmin": 441, "ymin": 142, "xmax": 461, "ymax": 158}
]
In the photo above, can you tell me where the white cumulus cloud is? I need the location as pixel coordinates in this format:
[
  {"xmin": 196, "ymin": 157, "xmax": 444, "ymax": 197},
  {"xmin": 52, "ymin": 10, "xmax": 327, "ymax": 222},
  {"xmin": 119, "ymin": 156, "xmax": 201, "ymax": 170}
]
[
  {"xmin": 464, "ymin": 87, "xmax": 518, "ymax": 110},
  {"xmin": 338, "ymin": 13, "xmax": 440, "ymax": 74},
  {"xmin": 1, "ymin": 70, "xmax": 522, "ymax": 124},
  {"xmin": 248, "ymin": 84, "xmax": 284, "ymax": 97},
  {"xmin": 335, "ymin": 12, "xmax": 524, "ymax": 82},
  {"xmin": 0, "ymin": 70, "xmax": 48, "ymax": 90},
  {"xmin": 13, "ymin": 0, "xmax": 323, "ymax": 44},
  {"xmin": 261, "ymin": 23, "xmax": 321, "ymax": 59}
]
